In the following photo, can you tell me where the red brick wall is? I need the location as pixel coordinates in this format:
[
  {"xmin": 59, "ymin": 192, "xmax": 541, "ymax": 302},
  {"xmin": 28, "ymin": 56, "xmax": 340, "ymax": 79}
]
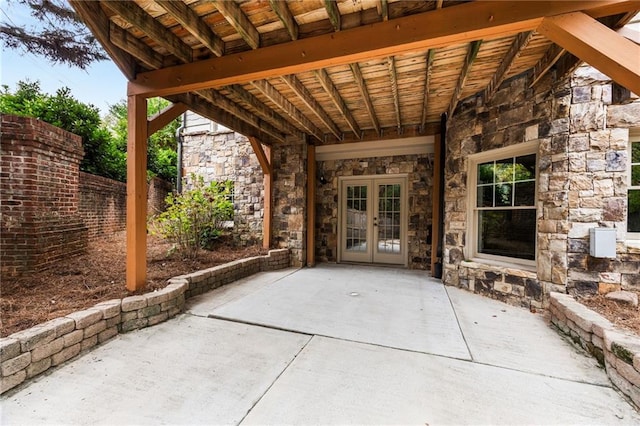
[
  {"xmin": 1, "ymin": 114, "xmax": 88, "ymax": 278},
  {"xmin": 1, "ymin": 115, "xmax": 173, "ymax": 278}
]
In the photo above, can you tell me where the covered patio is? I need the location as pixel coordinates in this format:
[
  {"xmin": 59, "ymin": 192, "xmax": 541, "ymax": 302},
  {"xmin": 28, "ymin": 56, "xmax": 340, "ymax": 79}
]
[{"xmin": 2, "ymin": 265, "xmax": 638, "ymax": 424}]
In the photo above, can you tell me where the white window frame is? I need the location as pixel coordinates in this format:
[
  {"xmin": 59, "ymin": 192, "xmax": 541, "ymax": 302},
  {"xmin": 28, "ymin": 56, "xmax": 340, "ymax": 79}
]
[
  {"xmin": 466, "ymin": 140, "xmax": 539, "ymax": 269},
  {"xmin": 628, "ymin": 129, "xmax": 640, "ymax": 242}
]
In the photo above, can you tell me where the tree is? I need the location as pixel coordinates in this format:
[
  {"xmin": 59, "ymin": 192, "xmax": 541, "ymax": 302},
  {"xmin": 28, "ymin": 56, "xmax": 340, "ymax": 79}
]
[
  {"xmin": 0, "ymin": 80, "xmax": 126, "ymax": 180},
  {"xmin": 0, "ymin": 0, "xmax": 106, "ymax": 69}
]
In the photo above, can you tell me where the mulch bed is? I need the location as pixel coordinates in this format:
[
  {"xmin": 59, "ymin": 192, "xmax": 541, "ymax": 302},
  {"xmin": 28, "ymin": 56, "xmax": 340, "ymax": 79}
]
[
  {"xmin": 578, "ymin": 291, "xmax": 640, "ymax": 336},
  {"xmin": 0, "ymin": 231, "xmax": 267, "ymax": 337}
]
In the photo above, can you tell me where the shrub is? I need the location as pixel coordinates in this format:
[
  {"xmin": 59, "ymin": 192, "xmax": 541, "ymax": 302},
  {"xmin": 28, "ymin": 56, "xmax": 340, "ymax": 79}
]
[{"xmin": 149, "ymin": 175, "xmax": 233, "ymax": 258}]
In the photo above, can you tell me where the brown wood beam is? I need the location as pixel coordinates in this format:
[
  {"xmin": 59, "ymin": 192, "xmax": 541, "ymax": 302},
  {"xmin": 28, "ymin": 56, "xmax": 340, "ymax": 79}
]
[
  {"xmin": 126, "ymin": 94, "xmax": 148, "ymax": 292},
  {"xmin": 156, "ymin": 0, "xmax": 224, "ymax": 57},
  {"xmin": 485, "ymin": 31, "xmax": 534, "ymax": 102},
  {"xmin": 197, "ymin": 89, "xmax": 286, "ymax": 142},
  {"xmin": 306, "ymin": 144, "xmax": 316, "ymax": 267},
  {"xmin": 212, "ymin": 0, "xmax": 260, "ymax": 49},
  {"xmin": 109, "ymin": 22, "xmax": 164, "ymax": 70},
  {"xmin": 129, "ymin": 1, "xmax": 640, "ymax": 97},
  {"xmin": 420, "ymin": 49, "xmax": 436, "ymax": 133},
  {"xmin": 103, "ymin": 1, "xmax": 192, "ymax": 63},
  {"xmin": 227, "ymin": 84, "xmax": 305, "ymax": 138},
  {"xmin": 269, "ymin": 0, "xmax": 298, "ymax": 41},
  {"xmin": 388, "ymin": 56, "xmax": 402, "ymax": 132},
  {"xmin": 538, "ymin": 12, "xmax": 640, "ymax": 95},
  {"xmin": 349, "ymin": 63, "xmax": 381, "ymax": 136},
  {"xmin": 148, "ymin": 102, "xmax": 187, "ymax": 136},
  {"xmin": 251, "ymin": 80, "xmax": 324, "ymax": 141},
  {"xmin": 529, "ymin": 44, "xmax": 565, "ymax": 88},
  {"xmin": 315, "ymin": 69, "xmax": 361, "ymax": 139},
  {"xmin": 319, "ymin": 122, "xmax": 440, "ymax": 145},
  {"xmin": 248, "ymin": 137, "xmax": 272, "ymax": 249},
  {"xmin": 282, "ymin": 74, "xmax": 342, "ymax": 140},
  {"xmin": 324, "ymin": 0, "xmax": 341, "ymax": 31},
  {"xmin": 448, "ymin": 40, "xmax": 482, "ymax": 118},
  {"xmin": 69, "ymin": 1, "xmax": 136, "ymax": 80},
  {"xmin": 430, "ymin": 133, "xmax": 442, "ymax": 276}
]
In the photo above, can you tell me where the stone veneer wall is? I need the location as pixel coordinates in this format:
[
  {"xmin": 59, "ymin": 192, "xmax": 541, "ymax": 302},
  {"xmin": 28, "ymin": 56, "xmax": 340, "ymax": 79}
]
[
  {"xmin": 315, "ymin": 154, "xmax": 433, "ymax": 269},
  {"xmin": 271, "ymin": 142, "xmax": 307, "ymax": 266},
  {"xmin": 443, "ymin": 66, "xmax": 640, "ymax": 309},
  {"xmin": 182, "ymin": 129, "xmax": 264, "ymax": 245},
  {"xmin": 0, "ymin": 249, "xmax": 290, "ymax": 394}
]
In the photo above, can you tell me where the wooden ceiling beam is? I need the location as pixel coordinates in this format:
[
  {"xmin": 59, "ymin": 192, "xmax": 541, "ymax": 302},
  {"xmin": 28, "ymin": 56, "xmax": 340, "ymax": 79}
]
[
  {"xmin": 103, "ymin": 1, "xmax": 192, "ymax": 63},
  {"xmin": 197, "ymin": 89, "xmax": 286, "ymax": 143},
  {"xmin": 388, "ymin": 56, "xmax": 402, "ymax": 132},
  {"xmin": 529, "ymin": 44, "xmax": 565, "ymax": 87},
  {"xmin": 448, "ymin": 40, "xmax": 482, "ymax": 118},
  {"xmin": 485, "ymin": 31, "xmax": 534, "ymax": 101},
  {"xmin": 281, "ymin": 75, "xmax": 342, "ymax": 140},
  {"xmin": 251, "ymin": 80, "xmax": 324, "ymax": 141},
  {"xmin": 69, "ymin": 1, "xmax": 136, "ymax": 80},
  {"xmin": 129, "ymin": 1, "xmax": 640, "ymax": 97},
  {"xmin": 420, "ymin": 49, "xmax": 436, "ymax": 133},
  {"xmin": 228, "ymin": 84, "xmax": 304, "ymax": 138},
  {"xmin": 109, "ymin": 22, "xmax": 164, "ymax": 70},
  {"xmin": 349, "ymin": 63, "xmax": 380, "ymax": 136},
  {"xmin": 538, "ymin": 12, "xmax": 640, "ymax": 95},
  {"xmin": 269, "ymin": 0, "xmax": 298, "ymax": 41},
  {"xmin": 325, "ymin": 0, "xmax": 341, "ymax": 31},
  {"xmin": 155, "ymin": 0, "xmax": 224, "ymax": 57},
  {"xmin": 148, "ymin": 102, "xmax": 188, "ymax": 136},
  {"xmin": 314, "ymin": 69, "xmax": 361, "ymax": 139},
  {"xmin": 211, "ymin": 0, "xmax": 260, "ymax": 49}
]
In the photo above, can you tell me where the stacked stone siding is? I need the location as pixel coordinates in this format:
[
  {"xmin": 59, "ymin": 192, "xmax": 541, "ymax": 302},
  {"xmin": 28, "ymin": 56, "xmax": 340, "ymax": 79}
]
[
  {"xmin": 444, "ymin": 66, "xmax": 640, "ymax": 308},
  {"xmin": 315, "ymin": 154, "xmax": 433, "ymax": 269},
  {"xmin": 182, "ymin": 129, "xmax": 264, "ymax": 245}
]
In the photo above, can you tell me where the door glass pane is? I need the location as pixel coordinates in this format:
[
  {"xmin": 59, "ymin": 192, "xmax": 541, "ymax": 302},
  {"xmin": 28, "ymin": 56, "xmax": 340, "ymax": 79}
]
[
  {"xmin": 377, "ymin": 184, "xmax": 401, "ymax": 254},
  {"xmin": 346, "ymin": 185, "xmax": 367, "ymax": 252}
]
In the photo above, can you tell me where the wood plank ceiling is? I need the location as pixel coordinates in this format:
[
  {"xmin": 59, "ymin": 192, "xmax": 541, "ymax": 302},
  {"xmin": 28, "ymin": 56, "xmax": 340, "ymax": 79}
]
[{"xmin": 70, "ymin": 0, "xmax": 639, "ymax": 146}]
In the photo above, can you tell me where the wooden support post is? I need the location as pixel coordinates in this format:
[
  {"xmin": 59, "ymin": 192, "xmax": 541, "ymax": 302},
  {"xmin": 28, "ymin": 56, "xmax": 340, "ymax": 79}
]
[
  {"xmin": 248, "ymin": 137, "xmax": 272, "ymax": 249},
  {"xmin": 307, "ymin": 144, "xmax": 316, "ymax": 267},
  {"xmin": 126, "ymin": 94, "xmax": 148, "ymax": 292},
  {"xmin": 430, "ymin": 133, "xmax": 442, "ymax": 276}
]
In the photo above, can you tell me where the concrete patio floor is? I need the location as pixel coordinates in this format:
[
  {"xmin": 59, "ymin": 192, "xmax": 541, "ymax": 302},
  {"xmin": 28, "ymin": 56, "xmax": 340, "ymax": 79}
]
[{"xmin": 2, "ymin": 264, "xmax": 638, "ymax": 424}]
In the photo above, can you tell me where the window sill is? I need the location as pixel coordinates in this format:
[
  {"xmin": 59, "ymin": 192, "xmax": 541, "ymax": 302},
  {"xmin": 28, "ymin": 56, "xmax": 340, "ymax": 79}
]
[{"xmin": 461, "ymin": 258, "xmax": 537, "ymax": 279}]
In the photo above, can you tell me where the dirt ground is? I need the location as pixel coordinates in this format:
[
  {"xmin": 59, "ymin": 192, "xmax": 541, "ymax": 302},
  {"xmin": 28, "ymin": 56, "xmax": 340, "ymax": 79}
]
[
  {"xmin": 1, "ymin": 231, "xmax": 267, "ymax": 337},
  {"xmin": 2, "ymin": 232, "xmax": 638, "ymax": 338}
]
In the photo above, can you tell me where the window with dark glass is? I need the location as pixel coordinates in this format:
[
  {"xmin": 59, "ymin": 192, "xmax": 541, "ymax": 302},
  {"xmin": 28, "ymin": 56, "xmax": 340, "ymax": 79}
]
[
  {"xmin": 475, "ymin": 154, "xmax": 536, "ymax": 260},
  {"xmin": 629, "ymin": 139, "xmax": 640, "ymax": 237}
]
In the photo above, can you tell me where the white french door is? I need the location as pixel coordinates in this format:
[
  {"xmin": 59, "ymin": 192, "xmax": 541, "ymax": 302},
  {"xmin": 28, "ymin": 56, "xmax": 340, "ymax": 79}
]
[{"xmin": 339, "ymin": 176, "xmax": 407, "ymax": 265}]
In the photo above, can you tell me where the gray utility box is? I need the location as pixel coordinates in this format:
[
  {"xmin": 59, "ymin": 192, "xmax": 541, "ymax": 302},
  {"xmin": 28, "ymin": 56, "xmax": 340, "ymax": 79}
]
[{"xmin": 589, "ymin": 228, "xmax": 617, "ymax": 259}]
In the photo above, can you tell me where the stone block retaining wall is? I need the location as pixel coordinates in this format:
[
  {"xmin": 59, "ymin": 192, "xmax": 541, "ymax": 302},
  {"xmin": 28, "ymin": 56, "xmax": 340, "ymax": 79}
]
[
  {"xmin": 550, "ymin": 292, "xmax": 640, "ymax": 408},
  {"xmin": 0, "ymin": 249, "xmax": 289, "ymax": 395}
]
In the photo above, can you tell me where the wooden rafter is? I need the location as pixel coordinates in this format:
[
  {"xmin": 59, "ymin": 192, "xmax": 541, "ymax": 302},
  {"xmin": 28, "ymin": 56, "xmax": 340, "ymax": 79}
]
[
  {"xmin": 420, "ymin": 49, "xmax": 436, "ymax": 132},
  {"xmin": 155, "ymin": 0, "xmax": 224, "ymax": 57},
  {"xmin": 281, "ymin": 75, "xmax": 342, "ymax": 140},
  {"xmin": 529, "ymin": 44, "xmax": 565, "ymax": 88},
  {"xmin": 324, "ymin": 0, "xmax": 341, "ymax": 31},
  {"xmin": 349, "ymin": 63, "xmax": 380, "ymax": 136},
  {"xmin": 211, "ymin": 0, "xmax": 260, "ymax": 49},
  {"xmin": 109, "ymin": 21, "xmax": 164, "ymax": 70},
  {"xmin": 538, "ymin": 12, "xmax": 640, "ymax": 95},
  {"xmin": 128, "ymin": 1, "xmax": 639, "ymax": 98},
  {"xmin": 388, "ymin": 56, "xmax": 402, "ymax": 132},
  {"xmin": 148, "ymin": 102, "xmax": 187, "ymax": 136},
  {"xmin": 485, "ymin": 31, "xmax": 534, "ymax": 102},
  {"xmin": 314, "ymin": 69, "xmax": 361, "ymax": 139},
  {"xmin": 378, "ymin": 0, "xmax": 388, "ymax": 21},
  {"xmin": 103, "ymin": 1, "xmax": 192, "ymax": 63},
  {"xmin": 69, "ymin": 1, "xmax": 136, "ymax": 80},
  {"xmin": 269, "ymin": 0, "xmax": 298, "ymax": 41},
  {"xmin": 448, "ymin": 40, "xmax": 482, "ymax": 118},
  {"xmin": 227, "ymin": 84, "xmax": 304, "ymax": 138},
  {"xmin": 198, "ymin": 89, "xmax": 285, "ymax": 142},
  {"xmin": 251, "ymin": 80, "xmax": 324, "ymax": 141}
]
